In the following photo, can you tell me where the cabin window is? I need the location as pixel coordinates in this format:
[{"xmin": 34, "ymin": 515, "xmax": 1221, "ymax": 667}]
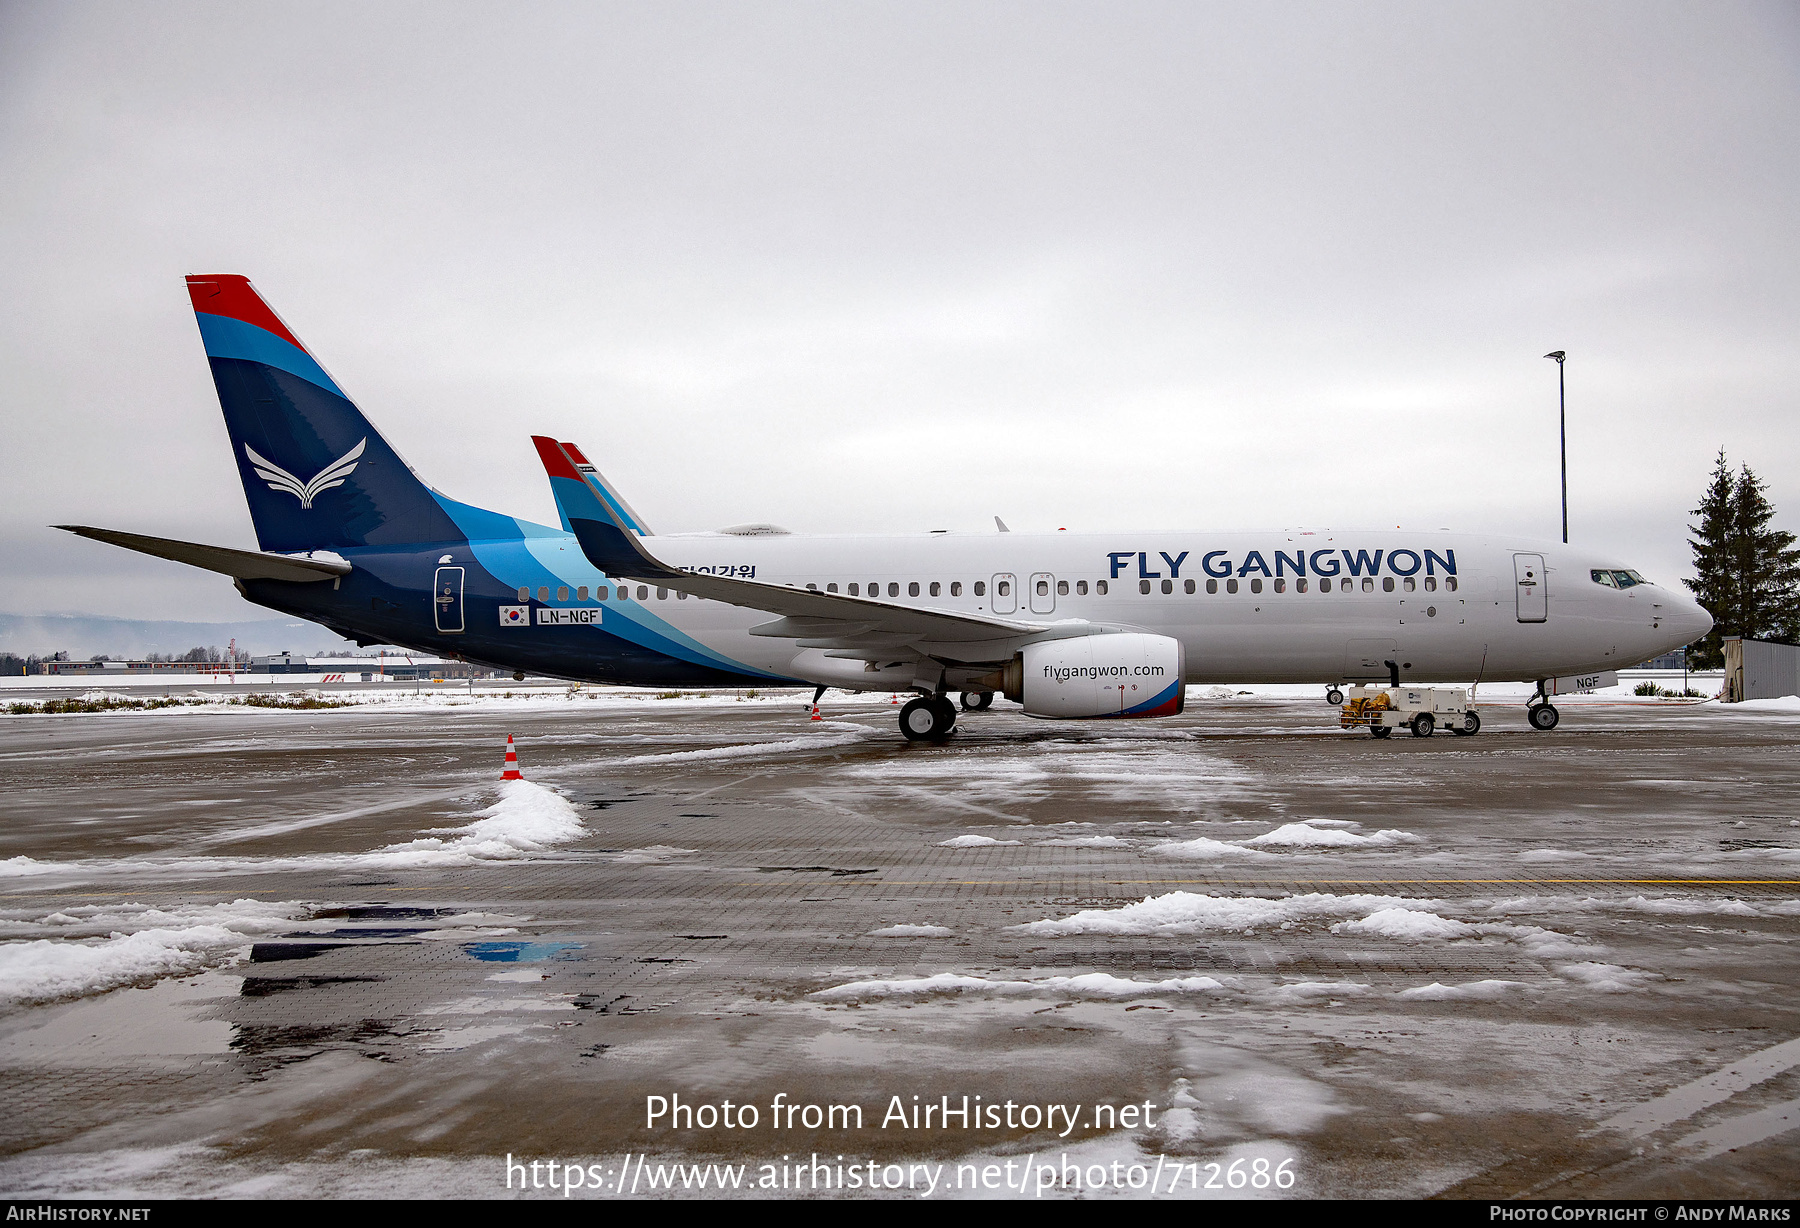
[
  {"xmin": 1226, "ymin": 579, "xmax": 1238, "ymax": 594},
  {"xmin": 1273, "ymin": 578, "xmax": 1286, "ymax": 594},
  {"xmin": 827, "ymin": 583, "xmax": 838, "ymax": 593},
  {"xmin": 1184, "ymin": 578, "xmax": 1195, "ymax": 594},
  {"xmin": 1057, "ymin": 580, "xmax": 1069, "ymax": 596},
  {"xmin": 848, "ymin": 583, "xmax": 859, "ymax": 595},
  {"xmin": 1362, "ymin": 578, "xmax": 1374, "ymax": 592},
  {"xmin": 1403, "ymin": 577, "xmax": 1415, "ymax": 592},
  {"xmin": 996, "ymin": 581, "xmax": 1010, "ymax": 596},
  {"xmin": 1383, "ymin": 577, "xmax": 1395, "ymax": 592},
  {"xmin": 577, "ymin": 586, "xmax": 588, "ymax": 601},
  {"xmin": 637, "ymin": 586, "xmax": 649, "ymax": 600},
  {"xmin": 597, "ymin": 586, "xmax": 609, "ymax": 600},
  {"xmin": 1038, "ymin": 580, "xmax": 1050, "ymax": 596},
  {"xmin": 974, "ymin": 581, "xmax": 986, "ymax": 596},
  {"xmin": 1139, "ymin": 579, "xmax": 1151, "ymax": 595},
  {"xmin": 677, "ymin": 590, "xmax": 688, "ymax": 599},
  {"xmin": 909, "ymin": 582, "xmax": 920, "ymax": 597},
  {"xmin": 806, "ymin": 583, "xmax": 817, "ymax": 591},
  {"xmin": 1206, "ymin": 579, "xmax": 1218, "ymax": 594},
  {"xmin": 1160, "ymin": 579, "xmax": 1173, "ymax": 594},
  {"xmin": 656, "ymin": 587, "xmax": 667, "ymax": 600},
  {"xmin": 1317, "ymin": 578, "xmax": 1330, "ymax": 593},
  {"xmin": 517, "ymin": 587, "xmax": 529, "ymax": 602},
  {"xmin": 1445, "ymin": 577, "xmax": 1458, "ymax": 592},
  {"xmin": 1297, "ymin": 578, "xmax": 1308, "ymax": 593},
  {"xmin": 1424, "ymin": 577, "xmax": 1436, "ymax": 592},
  {"xmin": 557, "ymin": 586, "xmax": 569, "ymax": 602},
  {"xmin": 951, "ymin": 581, "xmax": 963, "ymax": 596},
  {"xmin": 1250, "ymin": 578, "xmax": 1263, "ymax": 594},
  {"xmin": 537, "ymin": 586, "xmax": 550, "ymax": 602},
  {"xmin": 888, "ymin": 582, "xmax": 900, "ymax": 597},
  {"xmin": 930, "ymin": 582, "xmax": 940, "ymax": 596},
  {"xmin": 1076, "ymin": 580, "xmax": 1088, "ymax": 595}
]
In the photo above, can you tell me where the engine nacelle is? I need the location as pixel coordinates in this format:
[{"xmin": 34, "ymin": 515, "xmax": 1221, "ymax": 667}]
[{"xmin": 999, "ymin": 633, "xmax": 1186, "ymax": 719}]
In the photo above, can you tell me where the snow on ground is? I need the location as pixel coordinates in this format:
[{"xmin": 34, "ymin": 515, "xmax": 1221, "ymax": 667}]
[
  {"xmin": 0, "ymin": 780, "xmax": 592, "ymax": 884},
  {"xmin": 1151, "ymin": 836, "xmax": 1277, "ymax": 860},
  {"xmin": 938, "ymin": 834, "xmax": 1021, "ymax": 847},
  {"xmin": 1242, "ymin": 821, "xmax": 1420, "ymax": 849},
  {"xmin": 0, "ymin": 899, "xmax": 324, "ymax": 1006},
  {"xmin": 812, "ymin": 971, "xmax": 1225, "ymax": 1001},
  {"xmin": 1397, "ymin": 980, "xmax": 1531, "ymax": 1001},
  {"xmin": 869, "ymin": 924, "xmax": 953, "ymax": 936},
  {"xmin": 1333, "ymin": 909, "xmax": 1479, "ymax": 940},
  {"xmin": 1017, "ymin": 891, "xmax": 1443, "ymax": 936},
  {"xmin": 1036, "ymin": 835, "xmax": 1133, "ymax": 848},
  {"xmin": 1557, "ymin": 962, "xmax": 1656, "ymax": 992}
]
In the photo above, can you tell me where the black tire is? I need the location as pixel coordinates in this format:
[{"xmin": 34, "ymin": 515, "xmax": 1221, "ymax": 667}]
[
  {"xmin": 929, "ymin": 695, "xmax": 958, "ymax": 736},
  {"xmin": 899, "ymin": 698, "xmax": 939, "ymax": 741},
  {"xmin": 1528, "ymin": 702, "xmax": 1560, "ymax": 731},
  {"xmin": 1370, "ymin": 725, "xmax": 1392, "ymax": 739},
  {"xmin": 1411, "ymin": 712, "xmax": 1435, "ymax": 738},
  {"xmin": 960, "ymin": 691, "xmax": 994, "ymax": 711},
  {"xmin": 1325, "ymin": 688, "xmax": 1344, "ymax": 705},
  {"xmin": 1450, "ymin": 711, "xmax": 1481, "ymax": 736}
]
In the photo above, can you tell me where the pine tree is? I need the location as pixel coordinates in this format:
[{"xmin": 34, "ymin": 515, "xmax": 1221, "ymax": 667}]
[
  {"xmin": 1732, "ymin": 464, "xmax": 1800, "ymax": 644},
  {"xmin": 1685, "ymin": 452, "xmax": 1800, "ymax": 667},
  {"xmin": 1685, "ymin": 451, "xmax": 1736, "ymax": 668}
]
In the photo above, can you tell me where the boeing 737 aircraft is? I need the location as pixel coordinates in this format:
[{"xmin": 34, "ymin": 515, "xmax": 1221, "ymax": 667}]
[{"xmin": 60, "ymin": 276, "xmax": 1712, "ymax": 741}]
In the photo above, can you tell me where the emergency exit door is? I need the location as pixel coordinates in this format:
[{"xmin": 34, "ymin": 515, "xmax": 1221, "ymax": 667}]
[
  {"xmin": 1514, "ymin": 554, "xmax": 1546, "ymax": 623},
  {"xmin": 434, "ymin": 566, "xmax": 465, "ymax": 633}
]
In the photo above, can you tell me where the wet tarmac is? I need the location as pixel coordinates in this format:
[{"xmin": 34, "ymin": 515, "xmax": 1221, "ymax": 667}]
[{"xmin": 0, "ymin": 685, "xmax": 1796, "ymax": 1199}]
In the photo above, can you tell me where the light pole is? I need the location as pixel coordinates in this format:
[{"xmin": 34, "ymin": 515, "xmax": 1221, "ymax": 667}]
[{"xmin": 1544, "ymin": 350, "xmax": 1567, "ymax": 543}]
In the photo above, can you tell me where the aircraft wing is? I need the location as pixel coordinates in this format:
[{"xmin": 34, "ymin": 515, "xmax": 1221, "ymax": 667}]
[
  {"xmin": 55, "ymin": 525, "xmax": 351, "ymax": 583},
  {"xmin": 531, "ymin": 437, "xmax": 1075, "ymax": 663}
]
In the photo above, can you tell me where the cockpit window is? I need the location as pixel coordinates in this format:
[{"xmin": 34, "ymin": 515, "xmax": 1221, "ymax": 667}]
[
  {"xmin": 1591, "ymin": 569, "xmax": 1618, "ymax": 588},
  {"xmin": 1612, "ymin": 569, "xmax": 1648, "ymax": 588}
]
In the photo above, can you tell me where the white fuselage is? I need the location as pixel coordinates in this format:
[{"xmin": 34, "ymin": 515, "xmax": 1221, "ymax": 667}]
[{"xmin": 548, "ymin": 528, "xmax": 1710, "ymax": 687}]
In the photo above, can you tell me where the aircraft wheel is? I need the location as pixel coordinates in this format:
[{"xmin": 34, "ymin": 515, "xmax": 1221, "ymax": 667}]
[
  {"xmin": 1325, "ymin": 688, "xmax": 1344, "ymax": 705},
  {"xmin": 1450, "ymin": 711, "xmax": 1481, "ymax": 736},
  {"xmin": 960, "ymin": 691, "xmax": 994, "ymax": 711},
  {"xmin": 899, "ymin": 698, "xmax": 939, "ymax": 741},
  {"xmin": 1411, "ymin": 712, "xmax": 1435, "ymax": 738},
  {"xmin": 1528, "ymin": 702, "xmax": 1560, "ymax": 731},
  {"xmin": 1370, "ymin": 725, "xmax": 1392, "ymax": 739}
]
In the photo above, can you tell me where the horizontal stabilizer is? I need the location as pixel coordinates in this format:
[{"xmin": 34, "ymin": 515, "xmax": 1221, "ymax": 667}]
[{"xmin": 55, "ymin": 526, "xmax": 351, "ymax": 583}]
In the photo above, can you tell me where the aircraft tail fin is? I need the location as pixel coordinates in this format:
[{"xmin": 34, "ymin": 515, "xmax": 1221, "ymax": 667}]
[{"xmin": 187, "ymin": 275, "xmax": 466, "ymax": 553}]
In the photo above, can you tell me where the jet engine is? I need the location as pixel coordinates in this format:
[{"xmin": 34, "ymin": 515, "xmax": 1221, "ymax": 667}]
[{"xmin": 990, "ymin": 633, "xmax": 1186, "ymax": 718}]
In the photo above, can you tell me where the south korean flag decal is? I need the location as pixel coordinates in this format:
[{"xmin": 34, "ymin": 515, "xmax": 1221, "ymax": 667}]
[{"xmin": 499, "ymin": 605, "xmax": 530, "ymax": 628}]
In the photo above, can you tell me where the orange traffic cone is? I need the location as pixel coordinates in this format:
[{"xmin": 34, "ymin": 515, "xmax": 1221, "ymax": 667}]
[
  {"xmin": 501, "ymin": 735, "xmax": 523, "ymax": 780},
  {"xmin": 810, "ymin": 705, "xmax": 822, "ymax": 721}
]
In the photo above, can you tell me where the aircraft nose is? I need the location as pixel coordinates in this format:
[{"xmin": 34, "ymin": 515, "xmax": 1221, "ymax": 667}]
[{"xmin": 1677, "ymin": 600, "xmax": 1714, "ymax": 643}]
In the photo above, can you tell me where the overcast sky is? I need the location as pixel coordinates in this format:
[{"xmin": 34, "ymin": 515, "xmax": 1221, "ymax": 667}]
[{"xmin": 3, "ymin": 1, "xmax": 1796, "ymax": 623}]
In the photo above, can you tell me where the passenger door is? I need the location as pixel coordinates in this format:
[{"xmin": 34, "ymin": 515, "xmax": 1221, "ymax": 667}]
[
  {"xmin": 1514, "ymin": 554, "xmax": 1546, "ymax": 623},
  {"xmin": 434, "ymin": 566, "xmax": 465, "ymax": 634},
  {"xmin": 991, "ymin": 573, "xmax": 1018, "ymax": 615},
  {"xmin": 1029, "ymin": 572, "xmax": 1056, "ymax": 614}
]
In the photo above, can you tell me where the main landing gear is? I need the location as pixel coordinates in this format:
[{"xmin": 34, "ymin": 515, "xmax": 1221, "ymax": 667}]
[
  {"xmin": 959, "ymin": 691, "xmax": 994, "ymax": 711},
  {"xmin": 1527, "ymin": 680, "xmax": 1560, "ymax": 731},
  {"xmin": 899, "ymin": 695, "xmax": 958, "ymax": 741},
  {"xmin": 1325, "ymin": 687, "xmax": 1344, "ymax": 706}
]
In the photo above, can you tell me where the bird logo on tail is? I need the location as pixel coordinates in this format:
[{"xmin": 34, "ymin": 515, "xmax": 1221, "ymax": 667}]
[{"xmin": 244, "ymin": 438, "xmax": 366, "ymax": 509}]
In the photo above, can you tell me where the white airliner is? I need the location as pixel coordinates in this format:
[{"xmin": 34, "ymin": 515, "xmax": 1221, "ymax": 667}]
[{"xmin": 61, "ymin": 276, "xmax": 1713, "ymax": 742}]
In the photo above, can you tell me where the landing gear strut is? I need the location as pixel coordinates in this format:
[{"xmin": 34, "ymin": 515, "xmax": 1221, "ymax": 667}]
[
  {"xmin": 899, "ymin": 695, "xmax": 957, "ymax": 741},
  {"xmin": 1527, "ymin": 680, "xmax": 1560, "ymax": 731}
]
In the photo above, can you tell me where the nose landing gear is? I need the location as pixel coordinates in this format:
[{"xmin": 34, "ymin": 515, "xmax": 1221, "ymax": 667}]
[{"xmin": 1526, "ymin": 680, "xmax": 1561, "ymax": 731}]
